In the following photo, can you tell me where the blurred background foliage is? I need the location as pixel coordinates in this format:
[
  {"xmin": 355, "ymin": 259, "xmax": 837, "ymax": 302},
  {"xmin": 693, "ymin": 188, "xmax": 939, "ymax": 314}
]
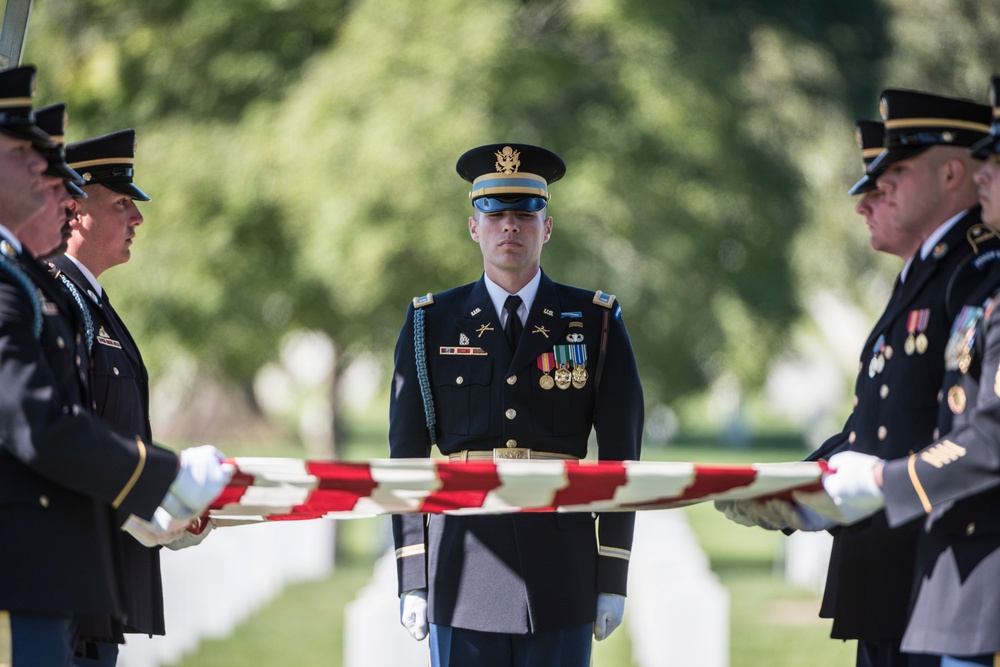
[{"xmin": 15, "ymin": 0, "xmax": 1000, "ymax": 449}]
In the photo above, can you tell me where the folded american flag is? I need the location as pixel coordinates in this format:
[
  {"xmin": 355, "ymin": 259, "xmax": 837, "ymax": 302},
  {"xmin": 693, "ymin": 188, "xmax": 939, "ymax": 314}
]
[{"xmin": 208, "ymin": 458, "xmax": 824, "ymax": 524}]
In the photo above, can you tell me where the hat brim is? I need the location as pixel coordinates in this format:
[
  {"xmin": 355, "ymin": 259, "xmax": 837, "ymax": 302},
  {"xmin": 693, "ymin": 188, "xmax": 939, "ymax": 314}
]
[
  {"xmin": 101, "ymin": 181, "xmax": 151, "ymax": 202},
  {"xmin": 868, "ymin": 145, "xmax": 931, "ymax": 174},
  {"xmin": 849, "ymin": 174, "xmax": 877, "ymax": 196},
  {"xmin": 45, "ymin": 160, "xmax": 85, "ymax": 185},
  {"xmin": 473, "ymin": 196, "xmax": 547, "ymax": 213},
  {"xmin": 970, "ymin": 134, "xmax": 1000, "ymax": 159},
  {"xmin": 1, "ymin": 124, "xmax": 56, "ymax": 148},
  {"xmin": 66, "ymin": 181, "xmax": 87, "ymax": 198}
]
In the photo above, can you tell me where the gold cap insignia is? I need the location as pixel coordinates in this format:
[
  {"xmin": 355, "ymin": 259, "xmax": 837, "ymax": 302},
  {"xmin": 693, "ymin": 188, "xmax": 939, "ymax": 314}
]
[
  {"xmin": 880, "ymin": 96, "xmax": 889, "ymax": 121},
  {"xmin": 942, "ymin": 130, "xmax": 955, "ymax": 143},
  {"xmin": 494, "ymin": 146, "xmax": 520, "ymax": 175}
]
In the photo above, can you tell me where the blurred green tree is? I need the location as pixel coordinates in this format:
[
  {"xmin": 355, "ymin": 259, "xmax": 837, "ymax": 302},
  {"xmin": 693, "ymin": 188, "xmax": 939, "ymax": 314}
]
[{"xmin": 19, "ymin": 0, "xmax": 895, "ymax": 420}]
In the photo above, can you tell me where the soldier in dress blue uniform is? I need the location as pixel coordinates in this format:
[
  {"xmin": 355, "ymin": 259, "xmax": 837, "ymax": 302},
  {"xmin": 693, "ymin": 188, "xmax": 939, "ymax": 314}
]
[
  {"xmin": 718, "ymin": 90, "xmax": 998, "ymax": 667},
  {"xmin": 389, "ymin": 143, "xmax": 643, "ymax": 667},
  {"xmin": 45, "ymin": 129, "xmax": 167, "ymax": 666},
  {"xmin": 819, "ymin": 74, "xmax": 1000, "ymax": 667},
  {"xmin": 0, "ymin": 66, "xmax": 231, "ymax": 667}
]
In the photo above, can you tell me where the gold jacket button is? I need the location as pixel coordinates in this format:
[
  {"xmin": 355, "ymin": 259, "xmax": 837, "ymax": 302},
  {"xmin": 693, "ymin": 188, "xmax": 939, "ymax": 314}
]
[
  {"xmin": 932, "ymin": 428, "xmax": 940, "ymax": 440},
  {"xmin": 505, "ymin": 439, "xmax": 517, "ymax": 448},
  {"xmin": 57, "ymin": 336, "xmax": 65, "ymax": 349},
  {"xmin": 884, "ymin": 345, "xmax": 893, "ymax": 359},
  {"xmin": 937, "ymin": 389, "xmax": 944, "ymax": 403},
  {"xmin": 76, "ymin": 355, "xmax": 81, "ymax": 367},
  {"xmin": 848, "ymin": 431, "xmax": 857, "ymax": 444},
  {"xmin": 455, "ymin": 376, "xmax": 464, "ymax": 385},
  {"xmin": 506, "ymin": 375, "xmax": 517, "ymax": 385},
  {"xmin": 880, "ymin": 385, "xmax": 889, "ymax": 399},
  {"xmin": 877, "ymin": 426, "xmax": 888, "ymax": 441},
  {"xmin": 967, "ymin": 522, "xmax": 976, "ymax": 536},
  {"xmin": 39, "ymin": 495, "xmax": 49, "ymax": 507},
  {"xmin": 505, "ymin": 409, "xmax": 516, "ymax": 420}
]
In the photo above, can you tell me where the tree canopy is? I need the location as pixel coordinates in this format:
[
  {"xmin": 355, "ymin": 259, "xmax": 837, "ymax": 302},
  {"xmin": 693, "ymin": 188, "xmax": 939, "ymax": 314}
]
[{"xmin": 18, "ymin": 0, "xmax": 997, "ymax": 415}]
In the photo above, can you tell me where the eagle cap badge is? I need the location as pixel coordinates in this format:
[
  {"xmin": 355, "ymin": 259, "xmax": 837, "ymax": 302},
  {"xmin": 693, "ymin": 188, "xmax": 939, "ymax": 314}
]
[{"xmin": 495, "ymin": 146, "xmax": 520, "ymax": 174}]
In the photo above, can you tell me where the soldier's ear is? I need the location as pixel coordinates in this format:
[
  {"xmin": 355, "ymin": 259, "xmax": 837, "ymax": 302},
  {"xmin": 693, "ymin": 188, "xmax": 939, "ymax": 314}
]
[{"xmin": 469, "ymin": 216, "xmax": 479, "ymax": 241}]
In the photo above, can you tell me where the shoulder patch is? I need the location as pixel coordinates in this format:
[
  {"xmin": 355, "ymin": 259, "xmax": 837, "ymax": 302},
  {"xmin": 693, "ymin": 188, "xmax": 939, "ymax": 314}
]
[
  {"xmin": 593, "ymin": 290, "xmax": 616, "ymax": 309},
  {"xmin": 413, "ymin": 293, "xmax": 435, "ymax": 309}
]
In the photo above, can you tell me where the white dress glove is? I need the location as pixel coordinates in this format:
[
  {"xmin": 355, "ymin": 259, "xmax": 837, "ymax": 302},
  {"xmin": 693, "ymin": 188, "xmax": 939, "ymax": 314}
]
[
  {"xmin": 715, "ymin": 499, "xmax": 787, "ymax": 530},
  {"xmin": 594, "ymin": 593, "xmax": 625, "ymax": 641},
  {"xmin": 161, "ymin": 445, "xmax": 233, "ymax": 520},
  {"xmin": 714, "ymin": 499, "xmax": 758, "ymax": 527},
  {"xmin": 122, "ymin": 507, "xmax": 190, "ymax": 547},
  {"xmin": 822, "ymin": 451, "xmax": 885, "ymax": 524},
  {"xmin": 399, "ymin": 589, "xmax": 428, "ymax": 641},
  {"xmin": 165, "ymin": 518, "xmax": 215, "ymax": 551}
]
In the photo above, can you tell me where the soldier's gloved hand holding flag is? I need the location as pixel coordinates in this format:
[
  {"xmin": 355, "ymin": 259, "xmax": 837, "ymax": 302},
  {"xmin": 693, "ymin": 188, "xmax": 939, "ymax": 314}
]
[
  {"xmin": 123, "ymin": 445, "xmax": 233, "ymax": 547},
  {"xmin": 815, "ymin": 451, "xmax": 886, "ymax": 524}
]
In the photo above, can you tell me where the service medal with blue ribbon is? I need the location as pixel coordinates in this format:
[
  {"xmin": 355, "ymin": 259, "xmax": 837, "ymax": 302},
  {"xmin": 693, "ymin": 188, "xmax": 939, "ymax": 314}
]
[
  {"xmin": 869, "ymin": 334, "xmax": 886, "ymax": 378},
  {"xmin": 944, "ymin": 305, "xmax": 983, "ymax": 372}
]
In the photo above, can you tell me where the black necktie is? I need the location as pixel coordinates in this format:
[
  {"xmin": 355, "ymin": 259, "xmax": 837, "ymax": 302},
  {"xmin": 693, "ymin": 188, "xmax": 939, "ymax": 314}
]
[{"xmin": 503, "ymin": 295, "xmax": 523, "ymax": 352}]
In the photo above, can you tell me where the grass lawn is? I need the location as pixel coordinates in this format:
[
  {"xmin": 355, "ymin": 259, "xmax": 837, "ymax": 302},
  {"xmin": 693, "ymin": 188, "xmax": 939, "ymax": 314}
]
[{"xmin": 169, "ymin": 432, "xmax": 855, "ymax": 666}]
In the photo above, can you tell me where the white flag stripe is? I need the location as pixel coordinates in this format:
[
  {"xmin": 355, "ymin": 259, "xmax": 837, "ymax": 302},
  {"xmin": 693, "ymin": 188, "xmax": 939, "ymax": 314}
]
[
  {"xmin": 616, "ymin": 462, "xmax": 697, "ymax": 504},
  {"xmin": 486, "ymin": 460, "xmax": 570, "ymax": 509},
  {"xmin": 232, "ymin": 457, "xmax": 312, "ymax": 484}
]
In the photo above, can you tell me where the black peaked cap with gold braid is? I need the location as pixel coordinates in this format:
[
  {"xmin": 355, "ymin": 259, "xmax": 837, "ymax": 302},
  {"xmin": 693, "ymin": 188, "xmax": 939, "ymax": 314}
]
[{"xmin": 67, "ymin": 129, "xmax": 151, "ymax": 201}]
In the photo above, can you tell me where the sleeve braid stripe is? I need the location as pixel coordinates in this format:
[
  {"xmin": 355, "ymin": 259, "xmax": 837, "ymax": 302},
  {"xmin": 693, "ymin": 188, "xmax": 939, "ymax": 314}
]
[
  {"xmin": 395, "ymin": 544, "xmax": 427, "ymax": 559},
  {"xmin": 599, "ymin": 546, "xmax": 631, "ymax": 561}
]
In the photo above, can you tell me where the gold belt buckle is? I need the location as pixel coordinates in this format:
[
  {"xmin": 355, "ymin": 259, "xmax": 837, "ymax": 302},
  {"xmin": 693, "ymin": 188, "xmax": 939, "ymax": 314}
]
[{"xmin": 493, "ymin": 447, "xmax": 531, "ymax": 462}]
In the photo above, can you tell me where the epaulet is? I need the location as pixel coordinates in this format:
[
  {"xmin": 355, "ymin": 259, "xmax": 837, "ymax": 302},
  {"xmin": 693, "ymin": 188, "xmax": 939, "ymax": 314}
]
[
  {"xmin": 592, "ymin": 290, "xmax": 616, "ymax": 309},
  {"xmin": 967, "ymin": 224, "xmax": 999, "ymax": 255},
  {"xmin": 413, "ymin": 293, "xmax": 435, "ymax": 309}
]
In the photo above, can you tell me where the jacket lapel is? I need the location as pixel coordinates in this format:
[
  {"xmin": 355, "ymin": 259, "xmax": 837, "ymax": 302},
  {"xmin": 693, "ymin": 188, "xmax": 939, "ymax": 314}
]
[
  {"xmin": 455, "ymin": 278, "xmax": 511, "ymax": 365},
  {"xmin": 514, "ymin": 272, "xmax": 569, "ymax": 371}
]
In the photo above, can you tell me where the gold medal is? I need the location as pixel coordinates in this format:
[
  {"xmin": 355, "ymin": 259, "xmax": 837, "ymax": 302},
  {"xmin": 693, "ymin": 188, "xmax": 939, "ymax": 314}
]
[
  {"xmin": 959, "ymin": 354, "xmax": 972, "ymax": 374},
  {"xmin": 947, "ymin": 385, "xmax": 967, "ymax": 414},
  {"xmin": 539, "ymin": 374, "xmax": 555, "ymax": 390},
  {"xmin": 555, "ymin": 365, "xmax": 572, "ymax": 390},
  {"xmin": 915, "ymin": 332, "xmax": 928, "ymax": 354},
  {"xmin": 904, "ymin": 335, "xmax": 916, "ymax": 356},
  {"xmin": 572, "ymin": 365, "xmax": 588, "ymax": 389}
]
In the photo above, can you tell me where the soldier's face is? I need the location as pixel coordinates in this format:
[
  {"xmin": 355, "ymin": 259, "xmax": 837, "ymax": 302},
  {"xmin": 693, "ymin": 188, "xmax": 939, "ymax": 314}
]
[
  {"xmin": 18, "ymin": 174, "xmax": 75, "ymax": 258},
  {"xmin": 876, "ymin": 149, "xmax": 946, "ymax": 237},
  {"xmin": 68, "ymin": 184, "xmax": 144, "ymax": 276},
  {"xmin": 469, "ymin": 208, "xmax": 552, "ymax": 277},
  {"xmin": 0, "ymin": 133, "xmax": 48, "ymax": 231},
  {"xmin": 974, "ymin": 154, "xmax": 1000, "ymax": 227},
  {"xmin": 855, "ymin": 189, "xmax": 921, "ymax": 260}
]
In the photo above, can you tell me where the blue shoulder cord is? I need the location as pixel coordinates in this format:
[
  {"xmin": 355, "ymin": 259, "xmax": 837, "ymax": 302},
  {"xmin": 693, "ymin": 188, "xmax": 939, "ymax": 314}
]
[
  {"xmin": 413, "ymin": 308, "xmax": 437, "ymax": 446},
  {"xmin": 0, "ymin": 255, "xmax": 42, "ymax": 339},
  {"xmin": 56, "ymin": 273, "xmax": 95, "ymax": 353}
]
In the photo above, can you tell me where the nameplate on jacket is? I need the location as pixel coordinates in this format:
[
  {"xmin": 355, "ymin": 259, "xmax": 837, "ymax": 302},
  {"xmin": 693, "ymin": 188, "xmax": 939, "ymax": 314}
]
[{"xmin": 439, "ymin": 346, "xmax": 487, "ymax": 356}]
